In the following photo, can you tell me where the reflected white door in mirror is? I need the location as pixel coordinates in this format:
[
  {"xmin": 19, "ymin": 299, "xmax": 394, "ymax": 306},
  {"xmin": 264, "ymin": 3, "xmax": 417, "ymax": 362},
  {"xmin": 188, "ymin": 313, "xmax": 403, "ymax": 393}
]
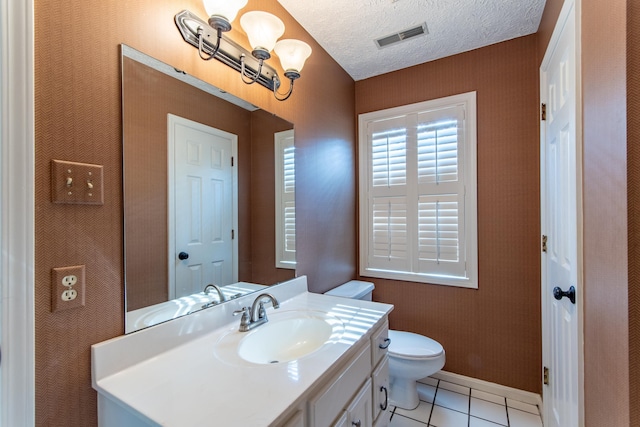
[{"xmin": 168, "ymin": 114, "xmax": 238, "ymax": 299}]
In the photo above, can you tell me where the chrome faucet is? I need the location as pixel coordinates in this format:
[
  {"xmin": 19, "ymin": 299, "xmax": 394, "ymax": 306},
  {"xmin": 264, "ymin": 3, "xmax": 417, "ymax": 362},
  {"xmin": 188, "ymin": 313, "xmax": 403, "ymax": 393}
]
[
  {"xmin": 202, "ymin": 284, "xmax": 226, "ymax": 309},
  {"xmin": 233, "ymin": 293, "xmax": 280, "ymax": 332}
]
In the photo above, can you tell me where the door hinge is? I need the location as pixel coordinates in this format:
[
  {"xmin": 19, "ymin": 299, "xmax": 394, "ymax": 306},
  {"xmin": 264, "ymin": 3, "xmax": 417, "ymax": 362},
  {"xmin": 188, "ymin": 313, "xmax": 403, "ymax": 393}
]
[
  {"xmin": 543, "ymin": 366, "xmax": 549, "ymax": 385},
  {"xmin": 541, "ymin": 103, "xmax": 547, "ymax": 121},
  {"xmin": 231, "ymin": 229, "xmax": 235, "ymax": 240},
  {"xmin": 542, "ymin": 235, "xmax": 548, "ymax": 252}
]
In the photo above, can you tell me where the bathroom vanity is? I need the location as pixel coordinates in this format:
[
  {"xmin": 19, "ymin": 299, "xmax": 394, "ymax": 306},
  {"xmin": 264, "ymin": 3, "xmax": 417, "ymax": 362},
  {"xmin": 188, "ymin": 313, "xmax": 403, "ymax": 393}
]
[{"xmin": 92, "ymin": 276, "xmax": 393, "ymax": 426}]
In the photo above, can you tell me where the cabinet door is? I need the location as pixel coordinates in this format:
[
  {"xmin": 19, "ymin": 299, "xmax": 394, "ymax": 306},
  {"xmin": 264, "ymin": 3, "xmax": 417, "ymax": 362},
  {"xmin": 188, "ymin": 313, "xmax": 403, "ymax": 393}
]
[
  {"xmin": 332, "ymin": 411, "xmax": 348, "ymax": 427},
  {"xmin": 371, "ymin": 356, "xmax": 390, "ymax": 423},
  {"xmin": 347, "ymin": 379, "xmax": 372, "ymax": 427}
]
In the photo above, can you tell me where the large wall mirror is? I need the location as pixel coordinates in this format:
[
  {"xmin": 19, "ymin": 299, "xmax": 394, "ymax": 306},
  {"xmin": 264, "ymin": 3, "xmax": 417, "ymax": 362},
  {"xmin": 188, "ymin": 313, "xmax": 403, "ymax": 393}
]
[{"xmin": 122, "ymin": 45, "xmax": 296, "ymax": 333}]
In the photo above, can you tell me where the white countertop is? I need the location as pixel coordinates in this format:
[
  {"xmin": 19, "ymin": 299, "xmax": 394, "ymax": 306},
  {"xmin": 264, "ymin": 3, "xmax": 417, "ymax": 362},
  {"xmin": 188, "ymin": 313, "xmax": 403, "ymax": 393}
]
[{"xmin": 92, "ymin": 276, "xmax": 393, "ymax": 426}]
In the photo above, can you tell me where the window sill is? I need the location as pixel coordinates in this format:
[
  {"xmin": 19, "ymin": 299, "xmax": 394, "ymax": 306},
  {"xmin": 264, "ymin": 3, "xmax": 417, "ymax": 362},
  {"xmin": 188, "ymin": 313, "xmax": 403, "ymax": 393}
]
[{"xmin": 360, "ymin": 268, "xmax": 478, "ymax": 289}]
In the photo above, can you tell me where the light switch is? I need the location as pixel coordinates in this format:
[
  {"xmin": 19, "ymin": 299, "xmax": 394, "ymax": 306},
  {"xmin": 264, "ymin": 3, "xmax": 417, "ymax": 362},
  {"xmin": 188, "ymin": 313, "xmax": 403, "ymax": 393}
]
[{"xmin": 51, "ymin": 159, "xmax": 104, "ymax": 205}]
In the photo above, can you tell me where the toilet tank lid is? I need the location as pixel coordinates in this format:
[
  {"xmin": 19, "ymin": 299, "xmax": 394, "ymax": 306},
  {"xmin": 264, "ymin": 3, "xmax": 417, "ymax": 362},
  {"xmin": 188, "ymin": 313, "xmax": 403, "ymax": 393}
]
[{"xmin": 324, "ymin": 280, "xmax": 375, "ymax": 299}]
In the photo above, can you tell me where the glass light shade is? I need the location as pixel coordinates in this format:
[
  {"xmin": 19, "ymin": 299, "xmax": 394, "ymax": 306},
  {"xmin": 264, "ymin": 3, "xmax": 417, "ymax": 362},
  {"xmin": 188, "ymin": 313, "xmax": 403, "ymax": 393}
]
[
  {"xmin": 203, "ymin": 0, "xmax": 248, "ymax": 23},
  {"xmin": 240, "ymin": 11, "xmax": 285, "ymax": 52},
  {"xmin": 274, "ymin": 39, "xmax": 312, "ymax": 73}
]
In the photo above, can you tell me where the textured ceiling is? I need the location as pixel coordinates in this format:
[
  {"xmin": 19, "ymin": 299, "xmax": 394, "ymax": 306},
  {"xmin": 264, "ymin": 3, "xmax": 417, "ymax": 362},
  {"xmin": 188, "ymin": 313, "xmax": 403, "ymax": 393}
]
[{"xmin": 276, "ymin": 0, "xmax": 547, "ymax": 81}]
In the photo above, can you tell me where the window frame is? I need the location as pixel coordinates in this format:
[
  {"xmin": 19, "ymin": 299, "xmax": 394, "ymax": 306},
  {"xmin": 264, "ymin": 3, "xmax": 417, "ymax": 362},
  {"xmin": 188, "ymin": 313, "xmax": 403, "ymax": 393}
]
[{"xmin": 358, "ymin": 91, "xmax": 478, "ymax": 288}]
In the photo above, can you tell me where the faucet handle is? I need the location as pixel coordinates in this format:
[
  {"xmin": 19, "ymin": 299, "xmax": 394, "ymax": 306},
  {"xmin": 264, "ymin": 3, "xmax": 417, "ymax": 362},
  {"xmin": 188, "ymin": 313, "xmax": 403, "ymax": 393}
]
[
  {"xmin": 233, "ymin": 306, "xmax": 251, "ymax": 316},
  {"xmin": 233, "ymin": 306, "xmax": 252, "ymax": 331}
]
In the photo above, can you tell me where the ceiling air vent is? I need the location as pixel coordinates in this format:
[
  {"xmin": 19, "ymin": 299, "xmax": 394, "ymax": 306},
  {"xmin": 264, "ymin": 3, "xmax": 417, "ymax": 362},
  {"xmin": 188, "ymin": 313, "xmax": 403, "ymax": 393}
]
[{"xmin": 375, "ymin": 23, "xmax": 428, "ymax": 49}]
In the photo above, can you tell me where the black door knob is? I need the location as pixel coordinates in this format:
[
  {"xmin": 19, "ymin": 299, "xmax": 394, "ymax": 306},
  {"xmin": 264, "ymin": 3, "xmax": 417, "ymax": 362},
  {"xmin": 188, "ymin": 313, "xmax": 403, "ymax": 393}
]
[
  {"xmin": 553, "ymin": 285, "xmax": 576, "ymax": 304},
  {"xmin": 178, "ymin": 251, "xmax": 189, "ymax": 260}
]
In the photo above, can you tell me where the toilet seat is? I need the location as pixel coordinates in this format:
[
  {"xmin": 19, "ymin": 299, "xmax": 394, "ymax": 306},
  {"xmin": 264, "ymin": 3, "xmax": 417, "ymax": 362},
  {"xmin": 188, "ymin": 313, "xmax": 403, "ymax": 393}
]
[{"xmin": 388, "ymin": 330, "xmax": 444, "ymax": 361}]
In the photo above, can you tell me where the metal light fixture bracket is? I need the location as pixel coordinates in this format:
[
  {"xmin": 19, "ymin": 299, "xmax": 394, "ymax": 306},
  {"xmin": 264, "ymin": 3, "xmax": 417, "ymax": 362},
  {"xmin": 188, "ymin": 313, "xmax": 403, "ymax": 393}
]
[{"xmin": 175, "ymin": 10, "xmax": 279, "ymax": 91}]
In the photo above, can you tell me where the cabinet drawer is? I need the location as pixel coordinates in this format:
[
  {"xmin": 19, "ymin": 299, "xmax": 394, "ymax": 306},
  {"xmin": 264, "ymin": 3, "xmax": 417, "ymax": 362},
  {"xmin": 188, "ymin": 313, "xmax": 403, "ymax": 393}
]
[
  {"xmin": 308, "ymin": 342, "xmax": 372, "ymax": 427},
  {"xmin": 371, "ymin": 321, "xmax": 389, "ymax": 368}
]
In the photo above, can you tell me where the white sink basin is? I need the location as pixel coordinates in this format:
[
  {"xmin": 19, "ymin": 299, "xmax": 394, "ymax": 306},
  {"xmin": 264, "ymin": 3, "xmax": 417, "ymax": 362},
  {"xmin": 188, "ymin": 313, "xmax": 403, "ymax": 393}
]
[{"xmin": 223, "ymin": 311, "xmax": 344, "ymax": 364}]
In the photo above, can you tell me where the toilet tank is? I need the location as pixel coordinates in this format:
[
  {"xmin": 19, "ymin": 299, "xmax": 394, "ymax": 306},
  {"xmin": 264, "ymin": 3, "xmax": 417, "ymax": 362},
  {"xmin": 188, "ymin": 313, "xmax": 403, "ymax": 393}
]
[{"xmin": 324, "ymin": 280, "xmax": 375, "ymax": 301}]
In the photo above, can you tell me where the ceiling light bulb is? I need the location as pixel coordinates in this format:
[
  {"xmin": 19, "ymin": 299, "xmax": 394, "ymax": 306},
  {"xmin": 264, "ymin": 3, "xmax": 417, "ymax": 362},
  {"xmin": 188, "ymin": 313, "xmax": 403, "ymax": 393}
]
[
  {"xmin": 240, "ymin": 11, "xmax": 285, "ymax": 59},
  {"xmin": 274, "ymin": 39, "xmax": 312, "ymax": 76},
  {"xmin": 203, "ymin": 0, "xmax": 248, "ymax": 30}
]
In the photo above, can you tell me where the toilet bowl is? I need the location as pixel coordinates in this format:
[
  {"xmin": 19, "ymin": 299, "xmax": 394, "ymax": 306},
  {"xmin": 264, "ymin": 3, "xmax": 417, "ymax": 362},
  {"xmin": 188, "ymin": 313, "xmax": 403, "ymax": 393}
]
[{"xmin": 324, "ymin": 280, "xmax": 446, "ymax": 410}]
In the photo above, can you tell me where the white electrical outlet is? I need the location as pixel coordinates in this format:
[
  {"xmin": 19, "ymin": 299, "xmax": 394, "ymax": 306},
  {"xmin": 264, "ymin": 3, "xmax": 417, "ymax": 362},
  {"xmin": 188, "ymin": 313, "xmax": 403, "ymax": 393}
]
[
  {"xmin": 62, "ymin": 275, "xmax": 78, "ymax": 287},
  {"xmin": 51, "ymin": 265, "xmax": 85, "ymax": 312},
  {"xmin": 61, "ymin": 289, "xmax": 78, "ymax": 301}
]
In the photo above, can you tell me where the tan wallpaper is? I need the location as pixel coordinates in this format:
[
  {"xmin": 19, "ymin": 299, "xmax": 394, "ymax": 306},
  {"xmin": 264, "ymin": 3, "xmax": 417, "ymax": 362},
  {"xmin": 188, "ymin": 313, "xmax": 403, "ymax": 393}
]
[
  {"xmin": 34, "ymin": 0, "xmax": 355, "ymax": 425},
  {"xmin": 250, "ymin": 109, "xmax": 298, "ymax": 285},
  {"xmin": 629, "ymin": 1, "xmax": 640, "ymax": 425},
  {"xmin": 581, "ymin": 0, "xmax": 630, "ymax": 425},
  {"xmin": 627, "ymin": 1, "xmax": 640, "ymax": 427},
  {"xmin": 354, "ymin": 35, "xmax": 542, "ymax": 393}
]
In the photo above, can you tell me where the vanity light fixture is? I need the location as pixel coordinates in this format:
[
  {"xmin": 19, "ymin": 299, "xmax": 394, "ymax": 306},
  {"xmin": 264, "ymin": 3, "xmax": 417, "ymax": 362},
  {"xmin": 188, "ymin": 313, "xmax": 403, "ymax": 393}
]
[{"xmin": 174, "ymin": 3, "xmax": 312, "ymax": 101}]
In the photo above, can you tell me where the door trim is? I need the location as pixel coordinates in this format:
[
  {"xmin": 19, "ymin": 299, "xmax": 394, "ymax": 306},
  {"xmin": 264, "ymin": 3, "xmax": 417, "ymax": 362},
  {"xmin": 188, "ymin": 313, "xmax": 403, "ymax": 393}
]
[
  {"xmin": 1, "ymin": 0, "xmax": 35, "ymax": 424},
  {"xmin": 540, "ymin": 0, "xmax": 584, "ymax": 424}
]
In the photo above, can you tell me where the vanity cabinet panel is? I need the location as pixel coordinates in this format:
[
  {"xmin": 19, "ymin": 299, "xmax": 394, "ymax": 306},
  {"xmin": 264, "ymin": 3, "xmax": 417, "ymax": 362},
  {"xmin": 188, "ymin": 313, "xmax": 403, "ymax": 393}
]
[
  {"xmin": 371, "ymin": 356, "xmax": 390, "ymax": 425},
  {"xmin": 370, "ymin": 320, "xmax": 390, "ymax": 426},
  {"xmin": 346, "ymin": 378, "xmax": 373, "ymax": 427},
  {"xmin": 331, "ymin": 411, "xmax": 348, "ymax": 427},
  {"xmin": 308, "ymin": 342, "xmax": 372, "ymax": 427},
  {"xmin": 281, "ymin": 409, "xmax": 306, "ymax": 427}
]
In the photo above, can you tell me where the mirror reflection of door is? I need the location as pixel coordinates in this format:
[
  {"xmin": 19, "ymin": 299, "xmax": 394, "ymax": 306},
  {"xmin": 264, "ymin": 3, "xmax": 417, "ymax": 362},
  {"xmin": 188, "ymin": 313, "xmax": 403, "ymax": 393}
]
[{"xmin": 168, "ymin": 114, "xmax": 238, "ymax": 299}]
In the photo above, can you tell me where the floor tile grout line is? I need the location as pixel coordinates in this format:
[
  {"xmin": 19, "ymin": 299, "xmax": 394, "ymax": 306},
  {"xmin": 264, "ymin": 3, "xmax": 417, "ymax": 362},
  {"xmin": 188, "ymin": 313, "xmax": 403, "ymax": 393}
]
[
  {"xmin": 426, "ymin": 378, "xmax": 439, "ymax": 425},
  {"xmin": 467, "ymin": 387, "xmax": 472, "ymax": 427},
  {"xmin": 505, "ymin": 396, "xmax": 510, "ymax": 427}
]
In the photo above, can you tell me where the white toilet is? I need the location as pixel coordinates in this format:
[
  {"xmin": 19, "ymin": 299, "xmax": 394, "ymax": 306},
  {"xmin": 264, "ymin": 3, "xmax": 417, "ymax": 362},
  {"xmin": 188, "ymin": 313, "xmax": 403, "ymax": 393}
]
[{"xmin": 324, "ymin": 280, "xmax": 445, "ymax": 410}]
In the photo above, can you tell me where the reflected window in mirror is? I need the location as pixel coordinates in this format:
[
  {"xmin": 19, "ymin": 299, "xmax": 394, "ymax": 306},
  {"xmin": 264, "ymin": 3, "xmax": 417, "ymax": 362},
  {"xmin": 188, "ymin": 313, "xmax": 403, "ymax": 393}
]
[{"xmin": 275, "ymin": 130, "xmax": 296, "ymax": 269}]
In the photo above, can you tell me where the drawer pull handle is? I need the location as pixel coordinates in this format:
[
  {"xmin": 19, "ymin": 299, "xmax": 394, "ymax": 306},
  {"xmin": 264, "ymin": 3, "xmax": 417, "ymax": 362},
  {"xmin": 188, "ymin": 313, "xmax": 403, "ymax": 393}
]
[
  {"xmin": 379, "ymin": 338, "xmax": 391, "ymax": 349},
  {"xmin": 380, "ymin": 385, "xmax": 388, "ymax": 410},
  {"xmin": 352, "ymin": 420, "xmax": 361, "ymax": 427}
]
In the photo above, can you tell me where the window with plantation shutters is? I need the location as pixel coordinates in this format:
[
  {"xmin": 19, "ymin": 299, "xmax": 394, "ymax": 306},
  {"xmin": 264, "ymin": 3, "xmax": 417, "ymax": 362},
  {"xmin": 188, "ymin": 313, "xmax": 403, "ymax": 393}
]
[
  {"xmin": 359, "ymin": 92, "xmax": 478, "ymax": 288},
  {"xmin": 275, "ymin": 129, "xmax": 296, "ymax": 269}
]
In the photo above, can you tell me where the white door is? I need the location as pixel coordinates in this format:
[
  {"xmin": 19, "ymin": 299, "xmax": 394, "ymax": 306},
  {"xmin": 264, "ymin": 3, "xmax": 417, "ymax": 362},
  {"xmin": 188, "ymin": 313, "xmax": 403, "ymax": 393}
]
[
  {"xmin": 540, "ymin": 0, "xmax": 581, "ymax": 426},
  {"xmin": 168, "ymin": 115, "xmax": 238, "ymax": 299}
]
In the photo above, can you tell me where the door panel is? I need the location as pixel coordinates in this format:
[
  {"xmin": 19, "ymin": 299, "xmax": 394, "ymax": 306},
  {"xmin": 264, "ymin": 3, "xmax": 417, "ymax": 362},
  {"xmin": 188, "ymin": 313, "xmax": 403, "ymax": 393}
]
[{"xmin": 541, "ymin": 1, "xmax": 580, "ymax": 426}]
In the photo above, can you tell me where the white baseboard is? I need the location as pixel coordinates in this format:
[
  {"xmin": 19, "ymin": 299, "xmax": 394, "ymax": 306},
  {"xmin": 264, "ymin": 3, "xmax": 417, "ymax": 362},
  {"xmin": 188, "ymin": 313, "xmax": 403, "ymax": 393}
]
[{"xmin": 429, "ymin": 370, "xmax": 543, "ymax": 409}]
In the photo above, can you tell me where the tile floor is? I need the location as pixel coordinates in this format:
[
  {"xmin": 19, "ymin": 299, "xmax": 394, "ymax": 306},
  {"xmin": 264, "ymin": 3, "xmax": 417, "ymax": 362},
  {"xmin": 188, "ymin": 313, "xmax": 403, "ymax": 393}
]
[{"xmin": 385, "ymin": 377, "xmax": 543, "ymax": 427}]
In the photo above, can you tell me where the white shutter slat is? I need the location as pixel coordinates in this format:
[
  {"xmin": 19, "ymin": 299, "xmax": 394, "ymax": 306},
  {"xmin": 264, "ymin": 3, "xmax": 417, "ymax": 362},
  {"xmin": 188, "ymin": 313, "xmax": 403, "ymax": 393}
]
[
  {"xmin": 371, "ymin": 130, "xmax": 407, "ymax": 187},
  {"xmin": 370, "ymin": 116, "xmax": 408, "ymax": 188},
  {"xmin": 284, "ymin": 202, "xmax": 296, "ymax": 253},
  {"xmin": 283, "ymin": 146, "xmax": 295, "ymax": 194},
  {"xmin": 417, "ymin": 194, "xmax": 465, "ymax": 277},
  {"xmin": 417, "ymin": 107, "xmax": 464, "ymax": 185},
  {"xmin": 369, "ymin": 196, "xmax": 410, "ymax": 270},
  {"xmin": 418, "ymin": 196, "xmax": 459, "ymax": 261}
]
